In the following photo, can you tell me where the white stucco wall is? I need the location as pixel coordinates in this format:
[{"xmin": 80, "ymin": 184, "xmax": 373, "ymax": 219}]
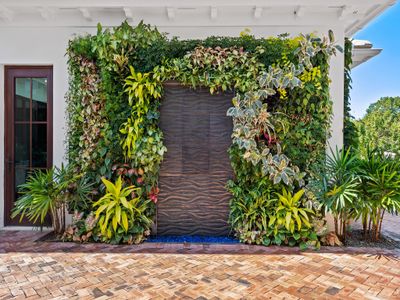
[{"xmin": 0, "ymin": 24, "xmax": 344, "ymax": 228}]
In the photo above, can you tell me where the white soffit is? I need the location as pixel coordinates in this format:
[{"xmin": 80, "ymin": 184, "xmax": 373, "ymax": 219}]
[
  {"xmin": 351, "ymin": 40, "xmax": 382, "ymax": 68},
  {"xmin": 0, "ymin": 0, "xmax": 396, "ymax": 36}
]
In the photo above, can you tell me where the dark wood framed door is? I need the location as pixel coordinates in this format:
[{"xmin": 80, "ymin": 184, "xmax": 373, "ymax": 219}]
[{"xmin": 4, "ymin": 66, "xmax": 53, "ymax": 226}]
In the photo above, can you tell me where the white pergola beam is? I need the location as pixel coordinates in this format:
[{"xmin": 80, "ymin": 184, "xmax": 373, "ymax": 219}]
[
  {"xmin": 166, "ymin": 7, "xmax": 175, "ymax": 20},
  {"xmin": 79, "ymin": 8, "xmax": 92, "ymax": 21},
  {"xmin": 254, "ymin": 6, "xmax": 263, "ymax": 19},
  {"xmin": 123, "ymin": 7, "xmax": 133, "ymax": 21},
  {"xmin": 295, "ymin": 6, "xmax": 304, "ymax": 17},
  {"xmin": 210, "ymin": 7, "xmax": 218, "ymax": 20},
  {"xmin": 0, "ymin": 5, "xmax": 13, "ymax": 22},
  {"xmin": 0, "ymin": 0, "xmax": 393, "ymax": 8},
  {"xmin": 38, "ymin": 7, "xmax": 56, "ymax": 20}
]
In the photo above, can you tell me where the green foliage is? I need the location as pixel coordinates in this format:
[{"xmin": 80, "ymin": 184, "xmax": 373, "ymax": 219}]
[
  {"xmin": 12, "ymin": 165, "xmax": 86, "ymax": 234},
  {"xmin": 93, "ymin": 177, "xmax": 152, "ymax": 244},
  {"xmin": 343, "ymin": 38, "xmax": 358, "ymax": 149},
  {"xmin": 357, "ymin": 149, "xmax": 400, "ymax": 241},
  {"xmin": 167, "ymin": 46, "xmax": 264, "ymax": 93},
  {"xmin": 120, "ymin": 66, "xmax": 164, "ymax": 159},
  {"xmin": 269, "ymin": 189, "xmax": 313, "ymax": 234},
  {"xmin": 309, "ymin": 147, "xmax": 359, "ymax": 242},
  {"xmin": 357, "ymin": 97, "xmax": 400, "ymax": 156}
]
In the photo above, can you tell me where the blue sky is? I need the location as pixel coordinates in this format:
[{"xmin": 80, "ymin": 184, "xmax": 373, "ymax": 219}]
[{"xmin": 350, "ymin": 2, "xmax": 400, "ymax": 119}]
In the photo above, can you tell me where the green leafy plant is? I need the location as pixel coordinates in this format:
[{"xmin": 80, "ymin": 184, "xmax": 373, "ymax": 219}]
[
  {"xmin": 266, "ymin": 189, "xmax": 318, "ymax": 249},
  {"xmin": 269, "ymin": 189, "xmax": 313, "ymax": 234},
  {"xmin": 357, "ymin": 149, "xmax": 400, "ymax": 241},
  {"xmin": 228, "ymin": 178, "xmax": 274, "ymax": 245},
  {"xmin": 120, "ymin": 66, "xmax": 164, "ymax": 158},
  {"xmin": 310, "ymin": 147, "xmax": 359, "ymax": 242},
  {"xmin": 93, "ymin": 176, "xmax": 152, "ymax": 244},
  {"xmin": 12, "ymin": 165, "xmax": 83, "ymax": 235}
]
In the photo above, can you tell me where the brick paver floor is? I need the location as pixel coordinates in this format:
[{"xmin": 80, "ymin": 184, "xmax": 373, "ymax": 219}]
[{"xmin": 0, "ymin": 231, "xmax": 399, "ymax": 299}]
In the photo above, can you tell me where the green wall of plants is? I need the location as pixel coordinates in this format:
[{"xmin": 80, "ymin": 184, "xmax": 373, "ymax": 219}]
[{"xmin": 66, "ymin": 22, "xmax": 340, "ymax": 246}]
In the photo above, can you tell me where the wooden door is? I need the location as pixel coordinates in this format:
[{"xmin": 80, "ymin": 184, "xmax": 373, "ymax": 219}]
[
  {"xmin": 157, "ymin": 82, "xmax": 234, "ymax": 236},
  {"xmin": 4, "ymin": 66, "xmax": 53, "ymax": 226}
]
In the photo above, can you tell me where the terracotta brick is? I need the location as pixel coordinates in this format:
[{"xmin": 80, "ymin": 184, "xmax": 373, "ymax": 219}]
[{"xmin": 0, "ymin": 230, "xmax": 399, "ymax": 299}]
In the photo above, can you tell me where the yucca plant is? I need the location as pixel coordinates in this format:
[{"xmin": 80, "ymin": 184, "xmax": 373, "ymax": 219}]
[{"xmin": 93, "ymin": 176, "xmax": 152, "ymax": 244}]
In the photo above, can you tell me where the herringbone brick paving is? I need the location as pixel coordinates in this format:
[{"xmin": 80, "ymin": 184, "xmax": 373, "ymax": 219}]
[{"xmin": 0, "ymin": 231, "xmax": 399, "ymax": 299}]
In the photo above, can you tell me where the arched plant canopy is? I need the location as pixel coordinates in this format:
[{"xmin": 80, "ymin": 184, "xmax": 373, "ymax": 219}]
[{"xmin": 67, "ymin": 22, "xmax": 341, "ymax": 247}]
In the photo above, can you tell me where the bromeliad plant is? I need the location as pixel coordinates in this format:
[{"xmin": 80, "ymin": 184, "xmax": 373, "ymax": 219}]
[{"xmin": 93, "ymin": 176, "xmax": 152, "ymax": 244}]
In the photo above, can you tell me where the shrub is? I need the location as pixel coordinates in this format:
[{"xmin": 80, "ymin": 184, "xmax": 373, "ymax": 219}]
[{"xmin": 357, "ymin": 149, "xmax": 400, "ymax": 241}]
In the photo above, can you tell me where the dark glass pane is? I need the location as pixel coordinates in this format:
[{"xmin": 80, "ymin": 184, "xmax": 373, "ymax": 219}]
[
  {"xmin": 15, "ymin": 78, "xmax": 31, "ymax": 121},
  {"xmin": 32, "ymin": 124, "xmax": 47, "ymax": 167},
  {"xmin": 32, "ymin": 78, "xmax": 47, "ymax": 121},
  {"xmin": 15, "ymin": 166, "xmax": 30, "ymax": 200},
  {"xmin": 14, "ymin": 124, "xmax": 30, "ymax": 165}
]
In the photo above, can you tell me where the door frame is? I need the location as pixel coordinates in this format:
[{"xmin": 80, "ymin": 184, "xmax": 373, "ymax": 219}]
[{"xmin": 4, "ymin": 65, "xmax": 53, "ymax": 226}]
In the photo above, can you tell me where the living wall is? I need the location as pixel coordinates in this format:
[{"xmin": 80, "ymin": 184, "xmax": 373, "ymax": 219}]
[{"xmin": 64, "ymin": 22, "xmax": 340, "ymax": 246}]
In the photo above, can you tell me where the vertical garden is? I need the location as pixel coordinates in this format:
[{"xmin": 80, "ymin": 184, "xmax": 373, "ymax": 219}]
[{"xmin": 16, "ymin": 21, "xmax": 361, "ymax": 248}]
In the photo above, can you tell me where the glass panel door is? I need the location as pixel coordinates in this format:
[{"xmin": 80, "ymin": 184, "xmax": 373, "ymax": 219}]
[{"xmin": 4, "ymin": 67, "xmax": 53, "ymax": 226}]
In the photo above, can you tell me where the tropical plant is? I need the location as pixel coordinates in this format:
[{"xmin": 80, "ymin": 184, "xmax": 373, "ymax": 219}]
[
  {"xmin": 265, "ymin": 188, "xmax": 318, "ymax": 250},
  {"xmin": 228, "ymin": 178, "xmax": 274, "ymax": 245},
  {"xmin": 309, "ymin": 147, "xmax": 359, "ymax": 242},
  {"xmin": 12, "ymin": 165, "xmax": 82, "ymax": 235},
  {"xmin": 357, "ymin": 149, "xmax": 400, "ymax": 241},
  {"xmin": 120, "ymin": 66, "xmax": 163, "ymax": 159},
  {"xmin": 269, "ymin": 189, "xmax": 312, "ymax": 234},
  {"xmin": 93, "ymin": 176, "xmax": 152, "ymax": 244}
]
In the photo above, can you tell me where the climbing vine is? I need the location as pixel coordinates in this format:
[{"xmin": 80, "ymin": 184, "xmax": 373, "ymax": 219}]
[
  {"xmin": 343, "ymin": 38, "xmax": 358, "ymax": 149},
  {"xmin": 66, "ymin": 22, "xmax": 339, "ymax": 247}
]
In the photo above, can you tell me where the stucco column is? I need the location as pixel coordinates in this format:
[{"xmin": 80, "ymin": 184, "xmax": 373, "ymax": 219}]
[
  {"xmin": 328, "ymin": 27, "xmax": 345, "ymax": 151},
  {"xmin": 326, "ymin": 27, "xmax": 345, "ymax": 231}
]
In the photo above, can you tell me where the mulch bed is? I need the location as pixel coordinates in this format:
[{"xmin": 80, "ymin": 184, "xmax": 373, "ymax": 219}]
[{"xmin": 345, "ymin": 229, "xmax": 400, "ymax": 250}]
